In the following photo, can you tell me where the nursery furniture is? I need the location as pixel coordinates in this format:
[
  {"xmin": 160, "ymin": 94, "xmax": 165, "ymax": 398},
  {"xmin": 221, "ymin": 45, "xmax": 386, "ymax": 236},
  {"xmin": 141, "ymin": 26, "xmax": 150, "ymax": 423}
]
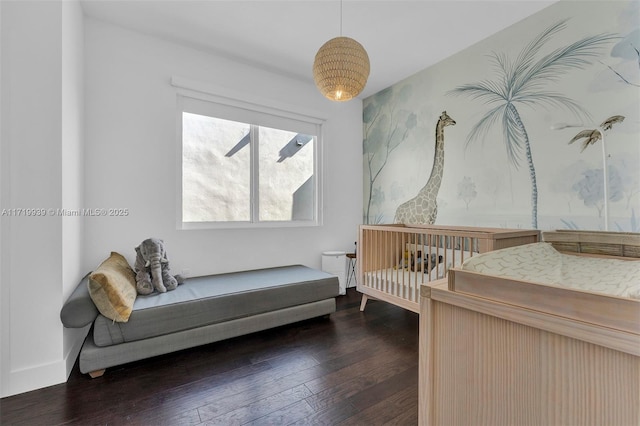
[
  {"xmin": 357, "ymin": 224, "xmax": 539, "ymax": 312},
  {"xmin": 61, "ymin": 263, "xmax": 339, "ymax": 378},
  {"xmin": 419, "ymin": 230, "xmax": 640, "ymax": 425}
]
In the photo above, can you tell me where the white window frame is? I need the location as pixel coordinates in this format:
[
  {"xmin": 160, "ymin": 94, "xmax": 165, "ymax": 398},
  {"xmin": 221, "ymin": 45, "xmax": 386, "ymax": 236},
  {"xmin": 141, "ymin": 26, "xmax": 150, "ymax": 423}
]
[{"xmin": 173, "ymin": 77, "xmax": 326, "ymax": 230}]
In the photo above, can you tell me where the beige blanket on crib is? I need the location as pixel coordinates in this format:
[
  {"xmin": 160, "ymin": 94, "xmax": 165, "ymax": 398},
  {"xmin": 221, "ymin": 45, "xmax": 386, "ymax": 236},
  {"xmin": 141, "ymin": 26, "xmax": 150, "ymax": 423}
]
[{"xmin": 461, "ymin": 242, "xmax": 640, "ymax": 299}]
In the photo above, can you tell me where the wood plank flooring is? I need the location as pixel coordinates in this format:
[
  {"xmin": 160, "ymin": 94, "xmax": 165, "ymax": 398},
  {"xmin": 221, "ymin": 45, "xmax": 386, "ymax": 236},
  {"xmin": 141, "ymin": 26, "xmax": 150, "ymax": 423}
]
[{"xmin": 0, "ymin": 288, "xmax": 419, "ymax": 425}]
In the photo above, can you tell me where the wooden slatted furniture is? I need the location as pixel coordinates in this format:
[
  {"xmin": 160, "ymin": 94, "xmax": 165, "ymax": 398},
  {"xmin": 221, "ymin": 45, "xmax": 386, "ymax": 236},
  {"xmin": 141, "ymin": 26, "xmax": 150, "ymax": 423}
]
[
  {"xmin": 358, "ymin": 224, "xmax": 539, "ymax": 313},
  {"xmin": 419, "ymin": 230, "xmax": 640, "ymax": 425}
]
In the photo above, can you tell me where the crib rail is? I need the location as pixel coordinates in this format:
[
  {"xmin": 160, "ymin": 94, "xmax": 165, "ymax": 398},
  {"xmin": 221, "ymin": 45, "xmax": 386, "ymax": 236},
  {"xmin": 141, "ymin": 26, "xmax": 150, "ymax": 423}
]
[{"xmin": 357, "ymin": 224, "xmax": 540, "ymax": 313}]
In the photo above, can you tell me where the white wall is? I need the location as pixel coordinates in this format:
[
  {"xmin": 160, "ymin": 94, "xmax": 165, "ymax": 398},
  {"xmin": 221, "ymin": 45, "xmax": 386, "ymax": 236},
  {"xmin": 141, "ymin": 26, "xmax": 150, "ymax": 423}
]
[
  {"xmin": 1, "ymin": 0, "xmax": 64, "ymax": 396},
  {"xmin": 0, "ymin": 0, "xmax": 5, "ymax": 398},
  {"xmin": 61, "ymin": 0, "xmax": 87, "ymax": 378},
  {"xmin": 83, "ymin": 18, "xmax": 363, "ymax": 277},
  {"xmin": 0, "ymin": 0, "xmax": 85, "ymax": 397}
]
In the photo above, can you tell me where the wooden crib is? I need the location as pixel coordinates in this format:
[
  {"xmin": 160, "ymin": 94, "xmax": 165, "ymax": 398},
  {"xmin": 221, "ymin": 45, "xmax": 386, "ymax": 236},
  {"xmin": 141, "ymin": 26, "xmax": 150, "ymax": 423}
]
[{"xmin": 357, "ymin": 224, "xmax": 539, "ymax": 313}]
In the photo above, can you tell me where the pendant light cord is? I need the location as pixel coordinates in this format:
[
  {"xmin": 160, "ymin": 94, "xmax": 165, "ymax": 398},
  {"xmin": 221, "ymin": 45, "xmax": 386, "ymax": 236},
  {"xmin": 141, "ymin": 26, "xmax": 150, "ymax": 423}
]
[{"xmin": 340, "ymin": 0, "xmax": 343, "ymax": 36}]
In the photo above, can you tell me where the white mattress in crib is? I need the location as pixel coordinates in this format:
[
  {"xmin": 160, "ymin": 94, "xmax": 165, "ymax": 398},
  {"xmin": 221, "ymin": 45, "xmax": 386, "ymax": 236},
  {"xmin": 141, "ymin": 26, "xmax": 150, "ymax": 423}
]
[
  {"xmin": 363, "ymin": 266, "xmax": 442, "ymax": 302},
  {"xmin": 461, "ymin": 242, "xmax": 640, "ymax": 299},
  {"xmin": 365, "ymin": 263, "xmax": 446, "ymax": 286}
]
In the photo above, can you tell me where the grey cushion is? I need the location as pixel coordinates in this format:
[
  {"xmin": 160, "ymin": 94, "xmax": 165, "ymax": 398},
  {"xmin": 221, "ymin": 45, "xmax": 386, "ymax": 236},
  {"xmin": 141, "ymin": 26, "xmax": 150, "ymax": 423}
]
[
  {"xmin": 60, "ymin": 273, "xmax": 99, "ymax": 328},
  {"xmin": 92, "ymin": 265, "xmax": 339, "ymax": 347},
  {"xmin": 79, "ymin": 298, "xmax": 335, "ymax": 374}
]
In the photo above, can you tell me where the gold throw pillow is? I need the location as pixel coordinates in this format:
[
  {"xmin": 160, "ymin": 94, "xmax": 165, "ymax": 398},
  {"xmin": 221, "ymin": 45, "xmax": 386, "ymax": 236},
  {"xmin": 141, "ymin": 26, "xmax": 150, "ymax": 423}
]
[{"xmin": 88, "ymin": 252, "xmax": 137, "ymax": 322}]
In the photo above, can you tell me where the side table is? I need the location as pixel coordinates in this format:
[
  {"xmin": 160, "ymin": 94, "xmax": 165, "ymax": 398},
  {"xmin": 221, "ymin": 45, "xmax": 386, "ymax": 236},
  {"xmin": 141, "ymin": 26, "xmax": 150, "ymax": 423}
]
[{"xmin": 346, "ymin": 253, "xmax": 357, "ymax": 288}]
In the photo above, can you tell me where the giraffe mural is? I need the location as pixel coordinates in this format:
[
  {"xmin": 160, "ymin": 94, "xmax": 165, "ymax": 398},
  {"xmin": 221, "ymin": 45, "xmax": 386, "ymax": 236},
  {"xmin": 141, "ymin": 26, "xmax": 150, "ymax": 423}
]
[{"xmin": 394, "ymin": 111, "xmax": 456, "ymax": 224}]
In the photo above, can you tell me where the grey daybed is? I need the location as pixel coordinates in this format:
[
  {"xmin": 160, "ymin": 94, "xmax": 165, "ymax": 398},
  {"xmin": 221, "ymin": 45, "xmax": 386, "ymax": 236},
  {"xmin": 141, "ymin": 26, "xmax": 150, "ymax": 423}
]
[{"xmin": 61, "ymin": 264, "xmax": 339, "ymax": 377}]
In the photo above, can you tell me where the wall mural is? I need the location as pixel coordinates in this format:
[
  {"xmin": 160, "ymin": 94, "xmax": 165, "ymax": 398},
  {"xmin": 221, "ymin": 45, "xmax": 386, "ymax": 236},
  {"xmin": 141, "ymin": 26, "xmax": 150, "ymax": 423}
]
[
  {"xmin": 393, "ymin": 111, "xmax": 456, "ymax": 224},
  {"xmin": 363, "ymin": 1, "xmax": 640, "ymax": 231}
]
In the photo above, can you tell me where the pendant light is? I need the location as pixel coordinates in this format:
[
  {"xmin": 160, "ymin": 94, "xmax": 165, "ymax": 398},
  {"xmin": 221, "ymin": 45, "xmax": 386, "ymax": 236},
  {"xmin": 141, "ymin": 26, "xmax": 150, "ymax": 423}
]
[{"xmin": 312, "ymin": 0, "xmax": 370, "ymax": 101}]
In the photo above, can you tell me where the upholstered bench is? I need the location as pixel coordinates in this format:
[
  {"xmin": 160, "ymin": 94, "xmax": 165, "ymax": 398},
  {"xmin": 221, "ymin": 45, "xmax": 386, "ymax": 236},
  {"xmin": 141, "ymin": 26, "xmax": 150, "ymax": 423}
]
[{"xmin": 61, "ymin": 264, "xmax": 340, "ymax": 377}]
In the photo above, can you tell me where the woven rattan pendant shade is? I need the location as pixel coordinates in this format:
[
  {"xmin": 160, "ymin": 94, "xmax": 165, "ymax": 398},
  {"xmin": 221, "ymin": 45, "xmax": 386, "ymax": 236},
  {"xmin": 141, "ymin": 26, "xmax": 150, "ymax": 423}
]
[{"xmin": 313, "ymin": 36, "xmax": 370, "ymax": 101}]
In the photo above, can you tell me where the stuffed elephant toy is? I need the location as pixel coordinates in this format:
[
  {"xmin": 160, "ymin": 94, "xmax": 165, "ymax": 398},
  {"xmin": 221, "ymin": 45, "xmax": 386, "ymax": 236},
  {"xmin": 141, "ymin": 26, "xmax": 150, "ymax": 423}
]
[{"xmin": 134, "ymin": 238, "xmax": 184, "ymax": 295}]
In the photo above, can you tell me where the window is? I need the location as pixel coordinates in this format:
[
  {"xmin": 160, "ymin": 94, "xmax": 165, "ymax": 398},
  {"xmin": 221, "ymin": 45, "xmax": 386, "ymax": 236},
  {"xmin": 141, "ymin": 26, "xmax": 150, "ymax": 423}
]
[{"xmin": 178, "ymin": 94, "xmax": 322, "ymax": 229}]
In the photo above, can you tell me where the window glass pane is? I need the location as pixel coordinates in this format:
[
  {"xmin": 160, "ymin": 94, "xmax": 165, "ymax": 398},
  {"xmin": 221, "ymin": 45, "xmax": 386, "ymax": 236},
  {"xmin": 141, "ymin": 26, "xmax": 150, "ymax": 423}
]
[
  {"xmin": 182, "ymin": 113, "xmax": 250, "ymax": 222},
  {"xmin": 258, "ymin": 127, "xmax": 315, "ymax": 221}
]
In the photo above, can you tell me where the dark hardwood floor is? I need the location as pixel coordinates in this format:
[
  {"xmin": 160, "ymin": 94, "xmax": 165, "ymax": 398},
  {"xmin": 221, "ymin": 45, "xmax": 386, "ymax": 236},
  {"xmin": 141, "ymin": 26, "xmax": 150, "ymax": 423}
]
[{"xmin": 0, "ymin": 288, "xmax": 419, "ymax": 425}]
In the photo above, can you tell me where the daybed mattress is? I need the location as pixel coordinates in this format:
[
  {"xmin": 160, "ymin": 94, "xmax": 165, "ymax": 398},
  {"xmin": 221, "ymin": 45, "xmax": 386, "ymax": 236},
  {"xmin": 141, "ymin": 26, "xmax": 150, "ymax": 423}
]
[
  {"xmin": 93, "ymin": 264, "xmax": 339, "ymax": 347},
  {"xmin": 461, "ymin": 242, "xmax": 640, "ymax": 299}
]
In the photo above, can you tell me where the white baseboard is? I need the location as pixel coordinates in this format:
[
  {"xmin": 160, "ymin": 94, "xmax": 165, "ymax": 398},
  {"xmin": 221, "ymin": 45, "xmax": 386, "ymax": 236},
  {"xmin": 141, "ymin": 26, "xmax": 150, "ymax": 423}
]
[
  {"xmin": 3, "ymin": 360, "xmax": 67, "ymax": 397},
  {"xmin": 1, "ymin": 326, "xmax": 88, "ymax": 398}
]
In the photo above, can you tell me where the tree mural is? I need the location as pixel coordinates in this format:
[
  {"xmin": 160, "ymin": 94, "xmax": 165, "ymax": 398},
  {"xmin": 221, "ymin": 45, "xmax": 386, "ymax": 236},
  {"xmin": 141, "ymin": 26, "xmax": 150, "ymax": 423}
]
[
  {"xmin": 457, "ymin": 176, "xmax": 477, "ymax": 210},
  {"xmin": 449, "ymin": 20, "xmax": 617, "ymax": 229},
  {"xmin": 549, "ymin": 159, "xmax": 590, "ymax": 213},
  {"xmin": 613, "ymin": 156, "xmax": 640, "ymax": 209},
  {"xmin": 363, "ymin": 85, "xmax": 416, "ymax": 224},
  {"xmin": 573, "ymin": 165, "xmax": 624, "ymax": 218},
  {"xmin": 369, "ymin": 187, "xmax": 386, "ymax": 224},
  {"xmin": 562, "ymin": 115, "xmax": 627, "ymax": 229},
  {"xmin": 479, "ymin": 169, "xmax": 505, "ymax": 208},
  {"xmin": 567, "ymin": 115, "xmax": 625, "ymax": 152},
  {"xmin": 603, "ymin": 28, "xmax": 640, "ymax": 87}
]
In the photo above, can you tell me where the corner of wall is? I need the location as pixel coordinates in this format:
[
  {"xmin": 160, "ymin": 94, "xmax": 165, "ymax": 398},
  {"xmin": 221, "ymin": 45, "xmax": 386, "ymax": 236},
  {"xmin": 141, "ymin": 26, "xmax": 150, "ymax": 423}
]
[
  {"xmin": 0, "ymin": 0, "xmax": 87, "ymax": 397},
  {"xmin": 61, "ymin": 0, "xmax": 86, "ymax": 379},
  {"xmin": 0, "ymin": 0, "xmax": 8, "ymax": 400}
]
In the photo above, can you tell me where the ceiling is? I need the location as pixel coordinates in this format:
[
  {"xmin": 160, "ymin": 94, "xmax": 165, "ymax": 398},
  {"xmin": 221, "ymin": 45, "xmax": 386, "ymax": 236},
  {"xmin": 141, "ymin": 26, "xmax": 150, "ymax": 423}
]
[{"xmin": 80, "ymin": 0, "xmax": 555, "ymax": 99}]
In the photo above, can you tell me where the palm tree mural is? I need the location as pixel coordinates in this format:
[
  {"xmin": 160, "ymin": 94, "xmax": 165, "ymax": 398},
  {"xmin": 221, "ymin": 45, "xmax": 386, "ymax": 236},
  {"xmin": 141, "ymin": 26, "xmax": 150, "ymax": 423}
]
[
  {"xmin": 449, "ymin": 20, "xmax": 617, "ymax": 228},
  {"xmin": 568, "ymin": 115, "xmax": 625, "ymax": 152},
  {"xmin": 566, "ymin": 115, "xmax": 626, "ymax": 230}
]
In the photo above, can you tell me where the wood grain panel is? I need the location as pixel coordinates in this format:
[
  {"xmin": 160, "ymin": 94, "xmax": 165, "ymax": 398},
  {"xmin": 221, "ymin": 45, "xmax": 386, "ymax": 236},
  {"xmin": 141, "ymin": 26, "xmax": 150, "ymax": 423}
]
[
  {"xmin": 428, "ymin": 281, "xmax": 640, "ymax": 356},
  {"xmin": 422, "ymin": 301, "xmax": 640, "ymax": 426},
  {"xmin": 543, "ymin": 230, "xmax": 640, "ymax": 258},
  {"xmin": 448, "ymin": 269, "xmax": 640, "ymax": 335}
]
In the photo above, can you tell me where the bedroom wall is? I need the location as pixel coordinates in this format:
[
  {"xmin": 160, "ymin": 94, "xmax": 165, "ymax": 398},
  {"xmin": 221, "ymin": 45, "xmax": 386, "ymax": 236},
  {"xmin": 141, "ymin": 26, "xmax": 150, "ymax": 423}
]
[
  {"xmin": 363, "ymin": 0, "xmax": 640, "ymax": 231},
  {"xmin": 82, "ymin": 20, "xmax": 362, "ymax": 285},
  {"xmin": 61, "ymin": 0, "xmax": 87, "ymax": 381},
  {"xmin": 0, "ymin": 0, "xmax": 85, "ymax": 397}
]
